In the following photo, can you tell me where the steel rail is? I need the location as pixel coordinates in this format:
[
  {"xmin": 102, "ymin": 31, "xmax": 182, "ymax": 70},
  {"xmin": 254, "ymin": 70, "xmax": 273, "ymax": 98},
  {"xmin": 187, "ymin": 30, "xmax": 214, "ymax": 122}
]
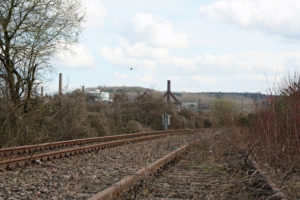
[
  {"xmin": 89, "ymin": 144, "xmax": 189, "ymax": 200},
  {"xmin": 0, "ymin": 130, "xmax": 194, "ymax": 171},
  {"xmin": 0, "ymin": 129, "xmax": 192, "ymax": 157}
]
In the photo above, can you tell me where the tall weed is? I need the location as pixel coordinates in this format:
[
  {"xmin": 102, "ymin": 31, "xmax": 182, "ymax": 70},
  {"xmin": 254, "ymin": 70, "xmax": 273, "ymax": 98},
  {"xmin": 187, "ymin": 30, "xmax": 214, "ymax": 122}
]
[{"xmin": 250, "ymin": 74, "xmax": 300, "ymax": 170}]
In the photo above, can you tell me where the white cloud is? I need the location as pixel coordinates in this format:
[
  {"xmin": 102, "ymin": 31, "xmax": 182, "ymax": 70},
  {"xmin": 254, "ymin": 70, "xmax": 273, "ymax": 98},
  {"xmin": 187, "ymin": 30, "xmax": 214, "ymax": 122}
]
[
  {"xmin": 131, "ymin": 13, "xmax": 188, "ymax": 48},
  {"xmin": 101, "ymin": 27, "xmax": 300, "ymax": 77},
  {"xmin": 199, "ymin": 0, "xmax": 300, "ymax": 37},
  {"xmin": 101, "ymin": 37, "xmax": 300, "ymax": 79},
  {"xmin": 114, "ymin": 72, "xmax": 129, "ymax": 79},
  {"xmin": 56, "ymin": 43, "xmax": 96, "ymax": 68},
  {"xmin": 100, "ymin": 46, "xmax": 157, "ymax": 69},
  {"xmin": 195, "ymin": 52, "xmax": 290, "ymax": 74},
  {"xmin": 160, "ymin": 56, "xmax": 195, "ymax": 70},
  {"xmin": 193, "ymin": 75, "xmax": 219, "ymax": 84},
  {"xmin": 82, "ymin": 0, "xmax": 107, "ymax": 28},
  {"xmin": 137, "ymin": 73, "xmax": 155, "ymax": 84},
  {"xmin": 100, "ymin": 38, "xmax": 195, "ymax": 71},
  {"xmin": 104, "ymin": 14, "xmax": 191, "ymax": 73},
  {"xmin": 99, "ymin": 6, "xmax": 300, "ymax": 91},
  {"xmin": 119, "ymin": 37, "xmax": 169, "ymax": 59}
]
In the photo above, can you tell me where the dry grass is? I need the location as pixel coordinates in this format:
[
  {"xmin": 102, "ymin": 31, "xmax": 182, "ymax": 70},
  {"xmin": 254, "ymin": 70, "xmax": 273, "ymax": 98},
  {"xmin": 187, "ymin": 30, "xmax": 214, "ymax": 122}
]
[
  {"xmin": 123, "ymin": 129, "xmax": 277, "ymax": 200},
  {"xmin": 247, "ymin": 73, "xmax": 300, "ymax": 199}
]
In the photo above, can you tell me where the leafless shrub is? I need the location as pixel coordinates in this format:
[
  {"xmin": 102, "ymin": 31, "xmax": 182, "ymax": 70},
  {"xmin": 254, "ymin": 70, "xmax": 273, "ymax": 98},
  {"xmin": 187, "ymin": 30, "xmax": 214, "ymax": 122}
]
[
  {"xmin": 49, "ymin": 92, "xmax": 91, "ymax": 140},
  {"xmin": 250, "ymin": 74, "xmax": 300, "ymax": 170},
  {"xmin": 87, "ymin": 113, "xmax": 112, "ymax": 136},
  {"xmin": 125, "ymin": 120, "xmax": 148, "ymax": 133},
  {"xmin": 247, "ymin": 73, "xmax": 300, "ymax": 198},
  {"xmin": 211, "ymin": 98, "xmax": 239, "ymax": 127},
  {"xmin": 0, "ymin": 91, "xmax": 91, "ymax": 147},
  {"xmin": 178, "ymin": 108, "xmax": 201, "ymax": 129},
  {"xmin": 0, "ymin": 89, "xmax": 204, "ymax": 147}
]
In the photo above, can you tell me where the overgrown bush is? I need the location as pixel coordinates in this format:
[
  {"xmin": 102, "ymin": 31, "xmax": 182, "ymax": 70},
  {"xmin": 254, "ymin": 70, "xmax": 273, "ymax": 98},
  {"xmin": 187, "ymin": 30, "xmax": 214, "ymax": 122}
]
[
  {"xmin": 250, "ymin": 74, "xmax": 300, "ymax": 170},
  {"xmin": 0, "ymin": 100, "xmax": 24, "ymax": 147},
  {"xmin": 48, "ymin": 92, "xmax": 91, "ymax": 140},
  {"xmin": 106, "ymin": 92, "xmax": 188, "ymax": 133},
  {"xmin": 179, "ymin": 108, "xmax": 201, "ymax": 129},
  {"xmin": 0, "ymin": 91, "xmax": 92, "ymax": 147},
  {"xmin": 211, "ymin": 98, "xmax": 238, "ymax": 127},
  {"xmin": 87, "ymin": 113, "xmax": 113, "ymax": 136},
  {"xmin": 0, "ymin": 90, "xmax": 203, "ymax": 147}
]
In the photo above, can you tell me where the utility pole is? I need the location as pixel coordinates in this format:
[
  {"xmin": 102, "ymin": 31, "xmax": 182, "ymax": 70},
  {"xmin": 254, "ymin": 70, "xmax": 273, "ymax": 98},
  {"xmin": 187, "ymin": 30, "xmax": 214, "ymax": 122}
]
[{"xmin": 59, "ymin": 73, "xmax": 62, "ymax": 95}]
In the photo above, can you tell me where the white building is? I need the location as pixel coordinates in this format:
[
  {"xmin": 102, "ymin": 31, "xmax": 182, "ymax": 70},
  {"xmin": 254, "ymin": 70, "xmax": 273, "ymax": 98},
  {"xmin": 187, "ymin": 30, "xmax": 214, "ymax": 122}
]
[{"xmin": 85, "ymin": 88, "xmax": 111, "ymax": 102}]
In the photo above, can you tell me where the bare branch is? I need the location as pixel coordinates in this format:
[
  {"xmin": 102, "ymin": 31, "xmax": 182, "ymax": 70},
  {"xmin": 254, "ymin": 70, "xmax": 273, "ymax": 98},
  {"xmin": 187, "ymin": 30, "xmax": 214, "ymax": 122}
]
[{"xmin": 0, "ymin": 0, "xmax": 84, "ymax": 108}]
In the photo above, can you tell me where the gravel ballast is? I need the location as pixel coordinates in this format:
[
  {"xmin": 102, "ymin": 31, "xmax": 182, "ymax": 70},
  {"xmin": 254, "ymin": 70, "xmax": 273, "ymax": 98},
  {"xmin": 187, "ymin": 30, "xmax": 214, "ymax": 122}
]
[{"xmin": 0, "ymin": 133, "xmax": 196, "ymax": 200}]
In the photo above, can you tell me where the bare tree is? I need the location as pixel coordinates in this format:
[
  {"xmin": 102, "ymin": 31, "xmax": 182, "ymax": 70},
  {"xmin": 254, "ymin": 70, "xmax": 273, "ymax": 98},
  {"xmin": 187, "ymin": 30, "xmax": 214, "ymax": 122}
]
[{"xmin": 0, "ymin": 0, "xmax": 84, "ymax": 111}]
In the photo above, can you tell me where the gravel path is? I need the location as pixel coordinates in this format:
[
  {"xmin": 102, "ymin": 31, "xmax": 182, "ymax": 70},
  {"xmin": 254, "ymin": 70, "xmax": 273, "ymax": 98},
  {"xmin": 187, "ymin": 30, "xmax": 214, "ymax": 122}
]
[{"xmin": 0, "ymin": 133, "xmax": 196, "ymax": 200}]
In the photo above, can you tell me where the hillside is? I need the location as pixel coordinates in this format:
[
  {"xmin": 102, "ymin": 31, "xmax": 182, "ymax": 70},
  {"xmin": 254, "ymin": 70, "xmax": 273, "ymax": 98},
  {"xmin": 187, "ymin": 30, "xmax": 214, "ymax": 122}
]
[{"xmin": 99, "ymin": 86, "xmax": 267, "ymax": 111}]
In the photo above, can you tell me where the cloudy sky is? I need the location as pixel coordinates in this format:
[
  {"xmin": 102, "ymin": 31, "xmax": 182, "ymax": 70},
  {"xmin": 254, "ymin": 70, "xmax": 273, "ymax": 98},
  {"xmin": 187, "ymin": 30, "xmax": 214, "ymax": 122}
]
[{"xmin": 50, "ymin": 0, "xmax": 300, "ymax": 94}]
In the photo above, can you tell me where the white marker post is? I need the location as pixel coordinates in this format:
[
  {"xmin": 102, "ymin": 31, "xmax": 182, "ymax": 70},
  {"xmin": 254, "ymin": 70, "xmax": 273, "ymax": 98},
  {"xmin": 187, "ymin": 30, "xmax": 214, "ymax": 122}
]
[{"xmin": 162, "ymin": 114, "xmax": 171, "ymax": 130}]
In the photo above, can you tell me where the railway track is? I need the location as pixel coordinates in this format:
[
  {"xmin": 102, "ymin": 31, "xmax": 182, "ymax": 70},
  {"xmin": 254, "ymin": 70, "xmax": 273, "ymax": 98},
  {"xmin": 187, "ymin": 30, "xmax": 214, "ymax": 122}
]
[
  {"xmin": 1, "ymin": 129, "xmax": 287, "ymax": 199},
  {"xmin": 0, "ymin": 129, "xmax": 195, "ymax": 171},
  {"xmin": 90, "ymin": 144, "xmax": 189, "ymax": 200},
  {"xmin": 89, "ymin": 129, "xmax": 288, "ymax": 200},
  {"xmin": 0, "ymin": 129, "xmax": 190, "ymax": 158},
  {"xmin": 0, "ymin": 131, "xmax": 197, "ymax": 199}
]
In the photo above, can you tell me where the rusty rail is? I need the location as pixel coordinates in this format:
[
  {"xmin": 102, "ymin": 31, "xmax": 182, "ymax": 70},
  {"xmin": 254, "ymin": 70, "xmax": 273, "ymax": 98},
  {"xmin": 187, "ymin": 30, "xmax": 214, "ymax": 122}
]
[
  {"xmin": 0, "ymin": 129, "xmax": 192, "ymax": 157},
  {"xmin": 89, "ymin": 144, "xmax": 189, "ymax": 200},
  {"xmin": 0, "ymin": 130, "xmax": 195, "ymax": 171},
  {"xmin": 249, "ymin": 157, "xmax": 288, "ymax": 200}
]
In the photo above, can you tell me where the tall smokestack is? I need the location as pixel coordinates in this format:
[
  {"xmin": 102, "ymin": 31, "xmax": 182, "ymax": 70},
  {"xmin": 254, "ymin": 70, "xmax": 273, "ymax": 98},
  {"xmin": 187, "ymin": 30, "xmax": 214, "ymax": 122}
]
[
  {"xmin": 167, "ymin": 80, "xmax": 171, "ymax": 103},
  {"xmin": 59, "ymin": 73, "xmax": 62, "ymax": 95}
]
